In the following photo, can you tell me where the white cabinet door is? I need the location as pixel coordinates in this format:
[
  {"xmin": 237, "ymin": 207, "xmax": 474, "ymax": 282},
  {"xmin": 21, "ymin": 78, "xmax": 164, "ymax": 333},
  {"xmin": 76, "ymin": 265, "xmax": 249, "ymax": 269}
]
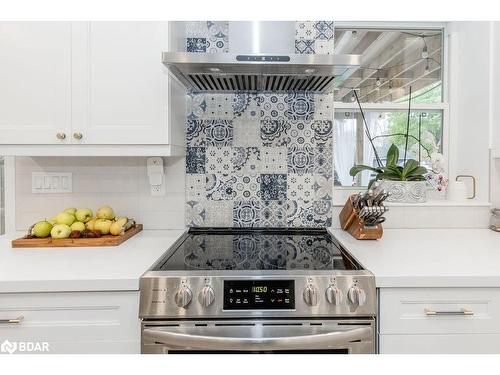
[
  {"xmin": 72, "ymin": 22, "xmax": 170, "ymax": 145},
  {"xmin": 0, "ymin": 22, "xmax": 72, "ymax": 144}
]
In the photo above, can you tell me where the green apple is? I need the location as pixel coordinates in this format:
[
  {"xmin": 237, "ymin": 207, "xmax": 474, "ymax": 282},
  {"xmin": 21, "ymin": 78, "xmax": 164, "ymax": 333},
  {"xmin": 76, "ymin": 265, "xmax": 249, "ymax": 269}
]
[
  {"xmin": 48, "ymin": 216, "xmax": 57, "ymax": 226},
  {"xmin": 50, "ymin": 224, "xmax": 72, "ymax": 239},
  {"xmin": 75, "ymin": 208, "xmax": 93, "ymax": 223},
  {"xmin": 70, "ymin": 222, "xmax": 86, "ymax": 232},
  {"xmin": 55, "ymin": 212, "xmax": 76, "ymax": 226},
  {"xmin": 96, "ymin": 205, "xmax": 115, "ymax": 220},
  {"xmin": 94, "ymin": 219, "xmax": 112, "ymax": 235},
  {"xmin": 64, "ymin": 207, "xmax": 77, "ymax": 215},
  {"xmin": 32, "ymin": 221, "xmax": 53, "ymax": 238}
]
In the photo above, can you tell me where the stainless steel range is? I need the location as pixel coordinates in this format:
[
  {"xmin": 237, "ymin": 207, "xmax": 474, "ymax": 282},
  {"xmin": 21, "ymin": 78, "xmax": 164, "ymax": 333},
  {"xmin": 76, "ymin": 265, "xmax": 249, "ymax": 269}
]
[{"xmin": 139, "ymin": 228, "xmax": 376, "ymax": 354}]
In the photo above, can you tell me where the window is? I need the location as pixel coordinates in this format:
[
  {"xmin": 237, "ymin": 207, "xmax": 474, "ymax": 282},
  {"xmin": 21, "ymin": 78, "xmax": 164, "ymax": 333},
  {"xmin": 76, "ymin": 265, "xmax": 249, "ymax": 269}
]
[{"xmin": 333, "ymin": 27, "xmax": 446, "ymax": 187}]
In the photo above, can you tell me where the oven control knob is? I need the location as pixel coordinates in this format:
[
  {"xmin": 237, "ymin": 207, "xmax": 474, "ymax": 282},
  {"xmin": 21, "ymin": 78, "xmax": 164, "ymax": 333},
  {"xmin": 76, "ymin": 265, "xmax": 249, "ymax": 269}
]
[
  {"xmin": 348, "ymin": 286, "xmax": 366, "ymax": 307},
  {"xmin": 198, "ymin": 285, "xmax": 215, "ymax": 307},
  {"xmin": 325, "ymin": 285, "xmax": 343, "ymax": 305},
  {"xmin": 303, "ymin": 284, "xmax": 318, "ymax": 306},
  {"xmin": 174, "ymin": 285, "xmax": 192, "ymax": 308}
]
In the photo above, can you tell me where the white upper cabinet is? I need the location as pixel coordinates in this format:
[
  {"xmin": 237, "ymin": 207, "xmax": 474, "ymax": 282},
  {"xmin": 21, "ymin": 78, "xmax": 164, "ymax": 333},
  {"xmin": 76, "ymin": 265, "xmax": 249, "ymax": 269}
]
[
  {"xmin": 0, "ymin": 21, "xmax": 185, "ymax": 155},
  {"xmin": 493, "ymin": 22, "xmax": 500, "ymax": 157},
  {"xmin": 0, "ymin": 22, "xmax": 72, "ymax": 144},
  {"xmin": 72, "ymin": 22, "xmax": 169, "ymax": 145}
]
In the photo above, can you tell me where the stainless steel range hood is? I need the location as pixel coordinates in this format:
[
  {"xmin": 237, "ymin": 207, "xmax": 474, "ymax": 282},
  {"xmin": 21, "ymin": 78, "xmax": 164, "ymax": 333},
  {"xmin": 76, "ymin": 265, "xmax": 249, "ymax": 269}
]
[{"xmin": 163, "ymin": 21, "xmax": 361, "ymax": 93}]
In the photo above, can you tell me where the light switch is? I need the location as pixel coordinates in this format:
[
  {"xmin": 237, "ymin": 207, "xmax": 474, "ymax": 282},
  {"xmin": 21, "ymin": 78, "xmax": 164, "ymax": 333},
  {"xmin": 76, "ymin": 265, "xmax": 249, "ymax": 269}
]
[{"xmin": 32, "ymin": 173, "xmax": 72, "ymax": 194}]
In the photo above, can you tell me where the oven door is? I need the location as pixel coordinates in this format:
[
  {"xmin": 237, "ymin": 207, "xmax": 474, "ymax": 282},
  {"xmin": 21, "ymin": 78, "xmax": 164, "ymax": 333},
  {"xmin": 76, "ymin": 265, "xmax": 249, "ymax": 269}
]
[{"xmin": 142, "ymin": 319, "xmax": 375, "ymax": 354}]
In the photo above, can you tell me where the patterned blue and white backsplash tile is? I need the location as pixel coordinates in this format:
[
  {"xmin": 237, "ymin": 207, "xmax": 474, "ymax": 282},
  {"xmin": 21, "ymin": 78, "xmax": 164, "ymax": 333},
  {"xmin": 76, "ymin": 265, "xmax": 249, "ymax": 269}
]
[{"xmin": 185, "ymin": 91, "xmax": 334, "ymax": 228}]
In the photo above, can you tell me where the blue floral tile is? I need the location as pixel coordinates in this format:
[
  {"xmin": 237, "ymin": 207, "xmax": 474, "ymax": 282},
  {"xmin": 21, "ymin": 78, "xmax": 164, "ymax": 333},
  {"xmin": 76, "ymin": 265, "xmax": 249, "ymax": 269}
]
[
  {"xmin": 187, "ymin": 93, "xmax": 208, "ymax": 119},
  {"xmin": 206, "ymin": 94, "xmax": 235, "ymax": 119},
  {"xmin": 311, "ymin": 120, "xmax": 333, "ymax": 143},
  {"xmin": 206, "ymin": 173, "xmax": 237, "ymax": 200},
  {"xmin": 295, "ymin": 21, "xmax": 316, "ymax": 40},
  {"xmin": 285, "ymin": 92, "xmax": 315, "ymax": 121},
  {"xmin": 186, "ymin": 174, "xmax": 206, "ymax": 200},
  {"xmin": 285, "ymin": 120, "xmax": 314, "ymax": 147},
  {"xmin": 206, "ymin": 147, "xmax": 233, "ymax": 174},
  {"xmin": 314, "ymin": 21, "xmax": 334, "ymax": 40},
  {"xmin": 233, "ymin": 147, "xmax": 260, "ymax": 173},
  {"xmin": 233, "ymin": 93, "xmax": 260, "ymax": 119},
  {"xmin": 186, "ymin": 147, "xmax": 206, "ymax": 174},
  {"xmin": 313, "ymin": 174, "xmax": 333, "ymax": 200},
  {"xmin": 287, "ymin": 199, "xmax": 332, "ymax": 227},
  {"xmin": 186, "ymin": 200, "xmax": 206, "ymax": 227},
  {"xmin": 314, "ymin": 94, "xmax": 333, "ymax": 120},
  {"xmin": 187, "ymin": 38, "xmax": 207, "ymax": 52},
  {"xmin": 287, "ymin": 145, "xmax": 315, "ymax": 174},
  {"xmin": 314, "ymin": 142, "xmax": 333, "ymax": 175},
  {"xmin": 260, "ymin": 200, "xmax": 287, "ymax": 227},
  {"xmin": 260, "ymin": 174, "xmax": 287, "ymax": 201},
  {"xmin": 295, "ymin": 39, "xmax": 315, "ymax": 54},
  {"xmin": 186, "ymin": 119, "xmax": 206, "ymax": 147},
  {"xmin": 207, "ymin": 21, "xmax": 229, "ymax": 53},
  {"xmin": 287, "ymin": 174, "xmax": 315, "ymax": 200},
  {"xmin": 234, "ymin": 171, "xmax": 261, "ymax": 200},
  {"xmin": 259, "ymin": 93, "xmax": 288, "ymax": 121},
  {"xmin": 205, "ymin": 120, "xmax": 233, "ymax": 147},
  {"xmin": 233, "ymin": 200, "xmax": 261, "ymax": 227},
  {"xmin": 261, "ymin": 146, "xmax": 287, "ymax": 174},
  {"xmin": 261, "ymin": 120, "xmax": 289, "ymax": 147}
]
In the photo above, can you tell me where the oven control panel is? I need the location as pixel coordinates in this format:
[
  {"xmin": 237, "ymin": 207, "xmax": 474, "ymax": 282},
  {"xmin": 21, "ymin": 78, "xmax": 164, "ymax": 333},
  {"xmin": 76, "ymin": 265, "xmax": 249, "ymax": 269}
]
[{"xmin": 223, "ymin": 280, "xmax": 295, "ymax": 310}]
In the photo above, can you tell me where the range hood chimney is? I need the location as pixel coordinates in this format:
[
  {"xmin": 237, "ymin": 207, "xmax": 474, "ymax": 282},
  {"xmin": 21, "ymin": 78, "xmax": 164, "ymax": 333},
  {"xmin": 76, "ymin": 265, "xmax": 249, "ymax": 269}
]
[{"xmin": 163, "ymin": 21, "xmax": 361, "ymax": 93}]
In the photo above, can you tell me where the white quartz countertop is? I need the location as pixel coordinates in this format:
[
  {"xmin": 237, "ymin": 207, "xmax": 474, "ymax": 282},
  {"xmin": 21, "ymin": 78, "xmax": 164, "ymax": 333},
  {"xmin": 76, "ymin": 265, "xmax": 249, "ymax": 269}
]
[
  {"xmin": 330, "ymin": 228, "xmax": 500, "ymax": 288},
  {"xmin": 0, "ymin": 229, "xmax": 184, "ymax": 293}
]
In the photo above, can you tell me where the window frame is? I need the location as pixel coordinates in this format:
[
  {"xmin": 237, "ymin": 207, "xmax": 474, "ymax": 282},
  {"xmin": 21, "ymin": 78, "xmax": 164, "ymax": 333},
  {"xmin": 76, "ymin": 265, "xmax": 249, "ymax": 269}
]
[{"xmin": 332, "ymin": 22, "xmax": 449, "ymax": 193}]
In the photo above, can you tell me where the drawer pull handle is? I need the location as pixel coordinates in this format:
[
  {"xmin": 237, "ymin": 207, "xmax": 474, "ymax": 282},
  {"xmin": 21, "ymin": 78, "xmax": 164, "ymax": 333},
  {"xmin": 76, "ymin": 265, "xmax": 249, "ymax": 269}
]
[
  {"xmin": 0, "ymin": 315, "xmax": 24, "ymax": 324},
  {"xmin": 425, "ymin": 308, "xmax": 474, "ymax": 316}
]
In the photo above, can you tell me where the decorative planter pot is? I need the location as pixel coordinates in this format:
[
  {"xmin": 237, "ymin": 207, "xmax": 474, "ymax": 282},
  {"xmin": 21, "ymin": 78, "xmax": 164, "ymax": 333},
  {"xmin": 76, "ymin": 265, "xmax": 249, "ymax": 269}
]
[{"xmin": 379, "ymin": 180, "xmax": 427, "ymax": 203}]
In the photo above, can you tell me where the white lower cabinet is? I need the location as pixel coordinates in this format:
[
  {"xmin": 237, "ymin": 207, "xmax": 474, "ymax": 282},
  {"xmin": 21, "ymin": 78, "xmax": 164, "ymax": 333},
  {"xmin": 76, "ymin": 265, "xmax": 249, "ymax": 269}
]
[
  {"xmin": 0, "ymin": 291, "xmax": 140, "ymax": 354},
  {"xmin": 378, "ymin": 288, "xmax": 500, "ymax": 354}
]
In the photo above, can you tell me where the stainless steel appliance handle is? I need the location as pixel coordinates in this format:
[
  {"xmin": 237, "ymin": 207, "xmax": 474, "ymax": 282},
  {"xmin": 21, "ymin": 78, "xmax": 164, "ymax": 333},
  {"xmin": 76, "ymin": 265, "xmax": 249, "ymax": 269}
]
[
  {"xmin": 0, "ymin": 315, "xmax": 24, "ymax": 325},
  {"xmin": 425, "ymin": 308, "xmax": 474, "ymax": 316},
  {"xmin": 143, "ymin": 326, "xmax": 372, "ymax": 351}
]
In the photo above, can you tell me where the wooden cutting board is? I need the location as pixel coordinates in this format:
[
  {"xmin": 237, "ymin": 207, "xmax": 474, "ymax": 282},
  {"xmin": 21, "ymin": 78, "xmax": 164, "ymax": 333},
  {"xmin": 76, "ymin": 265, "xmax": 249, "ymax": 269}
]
[{"xmin": 11, "ymin": 224, "xmax": 143, "ymax": 248}]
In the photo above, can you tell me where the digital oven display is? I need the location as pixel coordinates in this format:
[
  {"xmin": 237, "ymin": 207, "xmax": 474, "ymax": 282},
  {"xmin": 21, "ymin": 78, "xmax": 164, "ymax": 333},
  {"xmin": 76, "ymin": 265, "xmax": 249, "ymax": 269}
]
[{"xmin": 223, "ymin": 280, "xmax": 295, "ymax": 310}]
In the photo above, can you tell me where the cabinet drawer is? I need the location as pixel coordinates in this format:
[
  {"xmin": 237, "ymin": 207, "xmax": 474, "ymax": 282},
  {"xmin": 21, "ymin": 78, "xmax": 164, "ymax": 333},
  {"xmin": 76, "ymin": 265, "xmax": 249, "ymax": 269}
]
[
  {"xmin": 0, "ymin": 291, "xmax": 140, "ymax": 353},
  {"xmin": 379, "ymin": 288, "xmax": 500, "ymax": 335},
  {"xmin": 379, "ymin": 333, "xmax": 500, "ymax": 354}
]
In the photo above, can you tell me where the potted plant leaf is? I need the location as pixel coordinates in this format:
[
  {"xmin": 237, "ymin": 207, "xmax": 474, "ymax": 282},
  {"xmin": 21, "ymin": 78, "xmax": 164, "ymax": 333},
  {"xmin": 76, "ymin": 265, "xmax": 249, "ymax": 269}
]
[{"xmin": 349, "ymin": 144, "xmax": 429, "ymax": 203}]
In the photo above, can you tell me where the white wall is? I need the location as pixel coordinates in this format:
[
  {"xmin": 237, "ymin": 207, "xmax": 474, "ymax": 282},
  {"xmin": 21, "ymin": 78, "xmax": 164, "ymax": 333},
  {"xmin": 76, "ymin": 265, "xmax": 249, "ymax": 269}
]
[
  {"xmin": 491, "ymin": 22, "xmax": 500, "ymax": 208},
  {"xmin": 14, "ymin": 156, "xmax": 186, "ymax": 231}
]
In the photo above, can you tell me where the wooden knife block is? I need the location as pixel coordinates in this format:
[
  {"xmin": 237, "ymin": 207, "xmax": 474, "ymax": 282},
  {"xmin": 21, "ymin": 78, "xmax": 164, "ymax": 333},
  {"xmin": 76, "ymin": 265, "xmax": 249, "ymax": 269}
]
[{"xmin": 339, "ymin": 195, "xmax": 383, "ymax": 240}]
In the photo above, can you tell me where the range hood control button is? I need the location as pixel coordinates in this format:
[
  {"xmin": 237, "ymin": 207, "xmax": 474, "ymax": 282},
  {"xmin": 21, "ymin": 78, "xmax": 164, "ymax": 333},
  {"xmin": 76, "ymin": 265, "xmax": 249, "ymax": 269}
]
[{"xmin": 174, "ymin": 285, "xmax": 193, "ymax": 308}]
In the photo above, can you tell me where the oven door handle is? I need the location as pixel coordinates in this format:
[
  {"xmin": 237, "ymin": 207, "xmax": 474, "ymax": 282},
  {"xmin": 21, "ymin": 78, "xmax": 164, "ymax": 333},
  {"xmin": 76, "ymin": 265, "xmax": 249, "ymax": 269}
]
[{"xmin": 143, "ymin": 326, "xmax": 372, "ymax": 351}]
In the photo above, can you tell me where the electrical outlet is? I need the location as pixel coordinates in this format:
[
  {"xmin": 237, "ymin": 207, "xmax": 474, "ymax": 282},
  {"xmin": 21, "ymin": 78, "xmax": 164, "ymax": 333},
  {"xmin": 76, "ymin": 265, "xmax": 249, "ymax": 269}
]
[
  {"xmin": 150, "ymin": 179, "xmax": 166, "ymax": 196},
  {"xmin": 32, "ymin": 172, "xmax": 72, "ymax": 193}
]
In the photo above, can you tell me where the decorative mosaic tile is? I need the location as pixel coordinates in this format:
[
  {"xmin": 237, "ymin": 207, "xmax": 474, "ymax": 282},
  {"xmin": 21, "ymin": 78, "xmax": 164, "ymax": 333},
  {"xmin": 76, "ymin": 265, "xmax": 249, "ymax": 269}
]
[
  {"xmin": 206, "ymin": 173, "xmax": 237, "ymax": 200},
  {"xmin": 313, "ymin": 174, "xmax": 333, "ymax": 200},
  {"xmin": 205, "ymin": 147, "xmax": 233, "ymax": 174},
  {"xmin": 186, "ymin": 119, "xmax": 206, "ymax": 147},
  {"xmin": 295, "ymin": 39, "xmax": 315, "ymax": 54},
  {"xmin": 261, "ymin": 146, "xmax": 287, "ymax": 174},
  {"xmin": 186, "ymin": 21, "xmax": 209, "ymax": 38},
  {"xmin": 314, "ymin": 94, "xmax": 333, "ymax": 120},
  {"xmin": 207, "ymin": 21, "xmax": 229, "ymax": 53},
  {"xmin": 287, "ymin": 145, "xmax": 315, "ymax": 174},
  {"xmin": 206, "ymin": 94, "xmax": 235, "ymax": 119},
  {"xmin": 260, "ymin": 200, "xmax": 287, "ymax": 227},
  {"xmin": 186, "ymin": 147, "xmax": 206, "ymax": 174},
  {"xmin": 285, "ymin": 92, "xmax": 315, "ymax": 121},
  {"xmin": 314, "ymin": 142, "xmax": 333, "ymax": 175},
  {"xmin": 204, "ymin": 201, "xmax": 233, "ymax": 226},
  {"xmin": 314, "ymin": 21, "xmax": 334, "ymax": 40},
  {"xmin": 233, "ymin": 147, "xmax": 260, "ymax": 173},
  {"xmin": 233, "ymin": 93, "xmax": 260, "ymax": 120},
  {"xmin": 287, "ymin": 174, "xmax": 315, "ymax": 200},
  {"xmin": 295, "ymin": 21, "xmax": 316, "ymax": 40},
  {"xmin": 234, "ymin": 171, "xmax": 261, "ymax": 200},
  {"xmin": 260, "ymin": 174, "xmax": 287, "ymax": 201},
  {"xmin": 285, "ymin": 120, "xmax": 314, "ymax": 147},
  {"xmin": 259, "ymin": 93, "xmax": 289, "ymax": 121},
  {"xmin": 315, "ymin": 39, "xmax": 335, "ymax": 54},
  {"xmin": 186, "ymin": 200, "xmax": 206, "ymax": 227},
  {"xmin": 233, "ymin": 200, "xmax": 261, "ymax": 227},
  {"xmin": 205, "ymin": 120, "xmax": 233, "ymax": 147},
  {"xmin": 233, "ymin": 117, "xmax": 262, "ymax": 148},
  {"xmin": 287, "ymin": 199, "xmax": 332, "ymax": 227},
  {"xmin": 187, "ymin": 38, "xmax": 207, "ymax": 52},
  {"xmin": 260, "ymin": 120, "xmax": 289, "ymax": 146},
  {"xmin": 311, "ymin": 120, "xmax": 333, "ymax": 144},
  {"xmin": 187, "ymin": 93, "xmax": 208, "ymax": 120},
  {"xmin": 186, "ymin": 174, "xmax": 206, "ymax": 200}
]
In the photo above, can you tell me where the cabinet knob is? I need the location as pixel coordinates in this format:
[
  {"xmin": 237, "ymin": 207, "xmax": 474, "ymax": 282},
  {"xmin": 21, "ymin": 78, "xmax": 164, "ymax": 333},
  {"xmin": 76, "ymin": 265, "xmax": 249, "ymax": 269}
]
[
  {"xmin": 73, "ymin": 132, "xmax": 83, "ymax": 140},
  {"xmin": 56, "ymin": 133, "xmax": 66, "ymax": 140}
]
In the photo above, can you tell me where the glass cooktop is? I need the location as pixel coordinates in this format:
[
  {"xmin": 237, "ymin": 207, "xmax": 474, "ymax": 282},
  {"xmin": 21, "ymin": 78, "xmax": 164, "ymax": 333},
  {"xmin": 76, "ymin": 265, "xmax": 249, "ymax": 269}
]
[{"xmin": 153, "ymin": 228, "xmax": 359, "ymax": 271}]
